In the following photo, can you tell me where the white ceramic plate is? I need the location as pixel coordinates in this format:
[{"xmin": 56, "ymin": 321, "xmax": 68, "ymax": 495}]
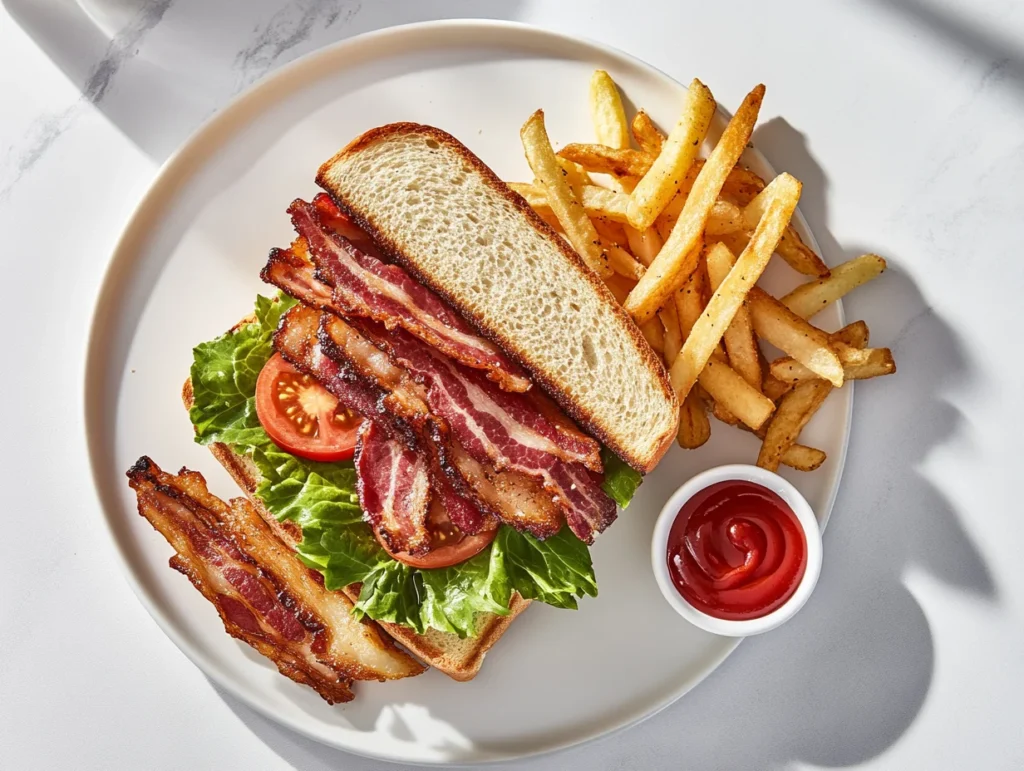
[{"xmin": 85, "ymin": 20, "xmax": 850, "ymax": 765}]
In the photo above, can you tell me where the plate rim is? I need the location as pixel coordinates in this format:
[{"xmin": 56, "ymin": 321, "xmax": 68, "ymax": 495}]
[{"xmin": 82, "ymin": 18, "xmax": 852, "ymax": 765}]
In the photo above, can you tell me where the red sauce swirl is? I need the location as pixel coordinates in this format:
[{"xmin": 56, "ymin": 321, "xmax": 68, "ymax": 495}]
[{"xmin": 667, "ymin": 480, "xmax": 807, "ymax": 621}]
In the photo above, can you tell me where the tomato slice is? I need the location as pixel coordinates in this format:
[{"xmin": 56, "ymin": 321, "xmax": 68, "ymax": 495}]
[
  {"xmin": 255, "ymin": 353, "xmax": 361, "ymax": 462},
  {"xmin": 375, "ymin": 500, "xmax": 498, "ymax": 569}
]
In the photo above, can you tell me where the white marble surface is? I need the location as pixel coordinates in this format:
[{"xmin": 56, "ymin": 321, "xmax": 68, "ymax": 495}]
[{"xmin": 1, "ymin": 1, "xmax": 1021, "ymax": 768}]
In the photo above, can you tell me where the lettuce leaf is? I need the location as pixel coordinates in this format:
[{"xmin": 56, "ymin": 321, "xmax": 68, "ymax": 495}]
[
  {"xmin": 187, "ymin": 294, "xmax": 635, "ymax": 638},
  {"xmin": 600, "ymin": 448, "xmax": 643, "ymax": 509}
]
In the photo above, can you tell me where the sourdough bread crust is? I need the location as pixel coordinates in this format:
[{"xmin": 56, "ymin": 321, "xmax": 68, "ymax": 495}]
[{"xmin": 316, "ymin": 123, "xmax": 677, "ymax": 472}]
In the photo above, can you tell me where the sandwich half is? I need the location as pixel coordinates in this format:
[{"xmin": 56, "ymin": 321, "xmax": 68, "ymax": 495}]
[{"xmin": 136, "ymin": 123, "xmax": 678, "ymax": 701}]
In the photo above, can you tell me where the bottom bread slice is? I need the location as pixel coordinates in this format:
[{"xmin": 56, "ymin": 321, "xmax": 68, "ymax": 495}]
[{"xmin": 183, "ymin": 378, "xmax": 528, "ymax": 681}]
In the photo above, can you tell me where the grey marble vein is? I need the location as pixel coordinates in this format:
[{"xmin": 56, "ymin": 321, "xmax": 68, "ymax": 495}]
[
  {"xmin": 232, "ymin": 0, "xmax": 361, "ymax": 89},
  {"xmin": 0, "ymin": 0, "xmax": 174, "ymax": 199}
]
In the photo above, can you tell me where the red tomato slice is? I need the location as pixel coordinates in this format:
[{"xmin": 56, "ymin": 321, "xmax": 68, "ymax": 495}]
[
  {"xmin": 376, "ymin": 501, "xmax": 498, "ymax": 569},
  {"xmin": 255, "ymin": 354, "xmax": 361, "ymax": 462}
]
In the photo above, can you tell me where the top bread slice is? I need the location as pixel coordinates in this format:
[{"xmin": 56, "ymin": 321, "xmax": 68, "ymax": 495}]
[
  {"xmin": 182, "ymin": 374, "xmax": 527, "ymax": 682},
  {"xmin": 316, "ymin": 123, "xmax": 678, "ymax": 472}
]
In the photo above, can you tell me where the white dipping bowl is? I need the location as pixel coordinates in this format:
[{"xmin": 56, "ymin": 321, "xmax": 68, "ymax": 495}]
[{"xmin": 651, "ymin": 464, "xmax": 823, "ymax": 637}]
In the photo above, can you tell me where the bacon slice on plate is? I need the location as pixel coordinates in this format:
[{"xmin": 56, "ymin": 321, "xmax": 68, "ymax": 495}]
[
  {"xmin": 314, "ymin": 311, "xmax": 564, "ymax": 539},
  {"xmin": 289, "ymin": 198, "xmax": 532, "ymax": 394},
  {"xmin": 354, "ymin": 420, "xmax": 432, "ymax": 555},
  {"xmin": 127, "ymin": 457, "xmax": 424, "ymax": 704}
]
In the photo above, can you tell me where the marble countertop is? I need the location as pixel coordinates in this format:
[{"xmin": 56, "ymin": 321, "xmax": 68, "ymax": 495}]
[{"xmin": 1, "ymin": 1, "xmax": 1021, "ymax": 769}]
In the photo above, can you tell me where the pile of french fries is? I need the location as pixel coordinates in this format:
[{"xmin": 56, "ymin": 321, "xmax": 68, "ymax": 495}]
[{"xmin": 515, "ymin": 71, "xmax": 895, "ymax": 472}]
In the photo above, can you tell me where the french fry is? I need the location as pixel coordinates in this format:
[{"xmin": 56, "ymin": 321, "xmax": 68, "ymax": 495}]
[
  {"xmin": 669, "ymin": 174, "xmax": 802, "ymax": 400},
  {"xmin": 640, "ymin": 316, "xmax": 665, "ymax": 355},
  {"xmin": 558, "ymin": 157, "xmax": 592, "ymax": 195},
  {"xmin": 718, "ymin": 167, "xmax": 828, "ymax": 277},
  {"xmin": 705, "ymin": 199, "xmax": 745, "ymax": 236},
  {"xmin": 773, "ymin": 230, "xmax": 830, "ymax": 278},
  {"xmin": 721, "ymin": 167, "xmax": 767, "ymax": 204},
  {"xmin": 603, "ymin": 272, "xmax": 636, "ymax": 305},
  {"xmin": 781, "ymin": 443, "xmax": 826, "ymax": 471},
  {"xmin": 757, "ymin": 379, "xmax": 833, "ymax": 472},
  {"xmin": 762, "ymin": 373, "xmax": 793, "ymax": 402},
  {"xmin": 780, "ymin": 254, "xmax": 887, "ymax": 319},
  {"xmin": 521, "ymin": 111, "xmax": 612, "ymax": 278},
  {"xmin": 673, "ymin": 254, "xmax": 709, "ymax": 338},
  {"xmin": 698, "ymin": 357, "xmax": 775, "ymax": 431},
  {"xmin": 601, "ymin": 237, "xmax": 646, "ymax": 280},
  {"xmin": 736, "ymin": 183, "xmax": 829, "ymax": 277},
  {"xmin": 592, "ymin": 217, "xmax": 628, "ymax": 244},
  {"xmin": 711, "ymin": 397, "xmax": 741, "ymax": 426},
  {"xmin": 589, "ymin": 70, "xmax": 630, "ymax": 150},
  {"xmin": 632, "ymin": 110, "xmax": 666, "ymax": 157},
  {"xmin": 748, "ymin": 287, "xmax": 844, "ymax": 387},
  {"xmin": 558, "ymin": 144, "xmax": 653, "ymax": 178},
  {"xmin": 625, "ymin": 85, "xmax": 766, "ymax": 322},
  {"xmin": 509, "ymin": 182, "xmax": 633, "ymax": 224},
  {"xmin": 770, "ymin": 343, "xmax": 896, "ymax": 384},
  {"xmin": 659, "ymin": 300, "xmax": 683, "ymax": 366},
  {"xmin": 830, "ymin": 320, "xmax": 870, "ymax": 349},
  {"xmin": 627, "ymin": 78, "xmax": 716, "ymax": 230},
  {"xmin": 624, "ymin": 224, "xmax": 663, "ymax": 267},
  {"xmin": 678, "ymin": 390, "xmax": 711, "ymax": 448},
  {"xmin": 705, "ymin": 241, "xmax": 763, "ymax": 390}
]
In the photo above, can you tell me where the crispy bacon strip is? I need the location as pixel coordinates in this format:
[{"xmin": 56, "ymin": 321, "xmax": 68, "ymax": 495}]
[
  {"xmin": 127, "ymin": 458, "xmax": 423, "ymax": 704},
  {"xmin": 354, "ymin": 420, "xmax": 432, "ymax": 555},
  {"xmin": 289, "ymin": 198, "xmax": 533, "ymax": 393},
  {"xmin": 351, "ymin": 320, "xmax": 615, "ymax": 543},
  {"xmin": 275, "ymin": 305, "xmax": 562, "ymax": 539},
  {"xmin": 261, "ymin": 246, "xmax": 340, "ymax": 314},
  {"xmin": 426, "ymin": 442, "xmax": 488, "ymax": 536}
]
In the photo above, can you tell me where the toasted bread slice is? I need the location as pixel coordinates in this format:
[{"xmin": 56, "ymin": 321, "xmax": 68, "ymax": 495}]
[
  {"xmin": 183, "ymin": 376, "xmax": 528, "ymax": 681},
  {"xmin": 316, "ymin": 123, "xmax": 678, "ymax": 472}
]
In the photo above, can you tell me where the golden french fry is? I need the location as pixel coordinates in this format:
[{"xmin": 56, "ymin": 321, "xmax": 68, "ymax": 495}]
[
  {"xmin": 521, "ymin": 111, "xmax": 612, "ymax": 278},
  {"xmin": 625, "ymin": 85, "xmax": 766, "ymax": 322},
  {"xmin": 748, "ymin": 287, "xmax": 844, "ymax": 387},
  {"xmin": 677, "ymin": 389, "xmax": 711, "ymax": 448},
  {"xmin": 762, "ymin": 373, "xmax": 793, "ymax": 402},
  {"xmin": 705, "ymin": 199, "xmax": 745, "ymax": 236},
  {"xmin": 627, "ymin": 78, "xmax": 716, "ymax": 230},
  {"xmin": 770, "ymin": 343, "xmax": 896, "ymax": 384},
  {"xmin": 670, "ymin": 174, "xmax": 802, "ymax": 400},
  {"xmin": 781, "ymin": 443, "xmax": 826, "ymax": 471},
  {"xmin": 735, "ymin": 178, "xmax": 829, "ymax": 277},
  {"xmin": 510, "ymin": 182, "xmax": 633, "ymax": 224},
  {"xmin": 781, "ymin": 254, "xmax": 887, "ymax": 319},
  {"xmin": 710, "ymin": 397, "xmax": 741, "ymax": 426},
  {"xmin": 719, "ymin": 167, "xmax": 828, "ymax": 277},
  {"xmin": 624, "ymin": 224, "xmax": 663, "ymax": 267},
  {"xmin": 720, "ymin": 167, "xmax": 767, "ymax": 204},
  {"xmin": 659, "ymin": 300, "xmax": 683, "ymax": 367},
  {"xmin": 705, "ymin": 241, "xmax": 762, "ymax": 390},
  {"xmin": 558, "ymin": 157, "xmax": 592, "ymax": 195},
  {"xmin": 603, "ymin": 275, "xmax": 635, "ymax": 307},
  {"xmin": 601, "ymin": 237, "xmax": 645, "ymax": 280},
  {"xmin": 558, "ymin": 144, "xmax": 653, "ymax": 178},
  {"xmin": 830, "ymin": 320, "xmax": 870, "ymax": 349},
  {"xmin": 757, "ymin": 379, "xmax": 833, "ymax": 472},
  {"xmin": 673, "ymin": 254, "xmax": 709, "ymax": 337},
  {"xmin": 640, "ymin": 316, "xmax": 665, "ymax": 355},
  {"xmin": 698, "ymin": 356, "xmax": 775, "ymax": 431},
  {"xmin": 589, "ymin": 70, "xmax": 630, "ymax": 150},
  {"xmin": 774, "ymin": 230, "xmax": 830, "ymax": 278},
  {"xmin": 632, "ymin": 110, "xmax": 666, "ymax": 157},
  {"xmin": 591, "ymin": 217, "xmax": 627, "ymax": 244}
]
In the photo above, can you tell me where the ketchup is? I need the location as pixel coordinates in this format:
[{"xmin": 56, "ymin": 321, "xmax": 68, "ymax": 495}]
[{"xmin": 666, "ymin": 480, "xmax": 806, "ymax": 621}]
